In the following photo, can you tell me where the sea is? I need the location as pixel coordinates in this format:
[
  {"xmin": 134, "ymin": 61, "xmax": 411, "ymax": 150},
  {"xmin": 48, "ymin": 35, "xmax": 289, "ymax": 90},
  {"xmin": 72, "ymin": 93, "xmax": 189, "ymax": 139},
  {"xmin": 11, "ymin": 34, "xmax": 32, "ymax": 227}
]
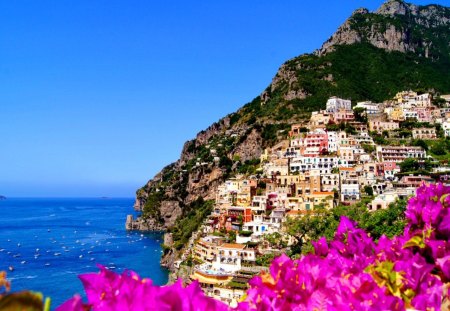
[{"xmin": 0, "ymin": 198, "xmax": 168, "ymax": 307}]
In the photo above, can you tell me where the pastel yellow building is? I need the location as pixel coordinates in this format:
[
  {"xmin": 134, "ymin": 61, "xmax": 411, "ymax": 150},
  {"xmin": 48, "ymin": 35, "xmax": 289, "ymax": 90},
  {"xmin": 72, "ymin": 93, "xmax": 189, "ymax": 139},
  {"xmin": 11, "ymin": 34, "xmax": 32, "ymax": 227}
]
[
  {"xmin": 389, "ymin": 107, "xmax": 405, "ymax": 121},
  {"xmin": 305, "ymin": 191, "xmax": 334, "ymax": 210}
]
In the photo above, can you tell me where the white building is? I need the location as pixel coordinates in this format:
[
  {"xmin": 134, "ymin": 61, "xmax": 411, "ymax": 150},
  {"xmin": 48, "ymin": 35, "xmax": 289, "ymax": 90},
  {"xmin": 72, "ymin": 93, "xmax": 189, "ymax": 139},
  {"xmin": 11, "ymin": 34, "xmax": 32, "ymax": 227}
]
[
  {"xmin": 352, "ymin": 132, "xmax": 375, "ymax": 145},
  {"xmin": 263, "ymin": 161, "xmax": 289, "ymax": 177},
  {"xmin": 376, "ymin": 146, "xmax": 426, "ymax": 162},
  {"xmin": 213, "ymin": 244, "xmax": 256, "ymax": 273},
  {"xmin": 242, "ymin": 221, "xmax": 271, "ymax": 236},
  {"xmin": 369, "ymin": 192, "xmax": 399, "ymax": 211},
  {"xmin": 290, "ymin": 156, "xmax": 348, "ymax": 174},
  {"xmin": 327, "ymin": 131, "xmax": 338, "ymax": 153},
  {"xmin": 251, "ymin": 196, "xmax": 267, "ymax": 212},
  {"xmin": 340, "ymin": 179, "xmax": 360, "ymax": 202},
  {"xmin": 321, "ymin": 173, "xmax": 339, "ymax": 192},
  {"xmin": 410, "ymin": 93, "xmax": 432, "ymax": 107},
  {"xmin": 442, "ymin": 121, "xmax": 450, "ymax": 137},
  {"xmin": 326, "ymin": 97, "xmax": 352, "ymax": 113},
  {"xmin": 354, "ymin": 101, "xmax": 380, "ymax": 114},
  {"xmin": 403, "ymin": 109, "xmax": 418, "ymax": 120},
  {"xmin": 338, "ymin": 146, "xmax": 357, "ymax": 162}
]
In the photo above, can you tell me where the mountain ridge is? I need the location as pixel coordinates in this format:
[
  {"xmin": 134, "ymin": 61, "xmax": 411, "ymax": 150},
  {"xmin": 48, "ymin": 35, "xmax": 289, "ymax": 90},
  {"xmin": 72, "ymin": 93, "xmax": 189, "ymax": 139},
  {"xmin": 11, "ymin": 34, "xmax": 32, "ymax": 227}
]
[{"xmin": 317, "ymin": 0, "xmax": 450, "ymax": 58}]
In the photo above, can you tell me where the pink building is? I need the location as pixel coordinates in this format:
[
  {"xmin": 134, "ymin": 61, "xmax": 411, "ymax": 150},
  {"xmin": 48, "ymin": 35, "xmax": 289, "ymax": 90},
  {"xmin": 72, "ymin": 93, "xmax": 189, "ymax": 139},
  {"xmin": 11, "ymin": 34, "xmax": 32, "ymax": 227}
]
[
  {"xmin": 304, "ymin": 131, "xmax": 329, "ymax": 157},
  {"xmin": 289, "ymin": 130, "xmax": 329, "ymax": 157},
  {"xmin": 332, "ymin": 108, "xmax": 355, "ymax": 124},
  {"xmin": 414, "ymin": 107, "xmax": 433, "ymax": 123}
]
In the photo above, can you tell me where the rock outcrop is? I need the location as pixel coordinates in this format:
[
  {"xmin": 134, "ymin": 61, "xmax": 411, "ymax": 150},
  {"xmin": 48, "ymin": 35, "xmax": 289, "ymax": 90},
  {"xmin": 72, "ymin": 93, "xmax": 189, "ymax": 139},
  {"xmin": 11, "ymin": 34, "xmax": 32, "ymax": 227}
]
[
  {"xmin": 134, "ymin": 116, "xmax": 265, "ymax": 234},
  {"xmin": 316, "ymin": 0, "xmax": 450, "ymax": 59}
]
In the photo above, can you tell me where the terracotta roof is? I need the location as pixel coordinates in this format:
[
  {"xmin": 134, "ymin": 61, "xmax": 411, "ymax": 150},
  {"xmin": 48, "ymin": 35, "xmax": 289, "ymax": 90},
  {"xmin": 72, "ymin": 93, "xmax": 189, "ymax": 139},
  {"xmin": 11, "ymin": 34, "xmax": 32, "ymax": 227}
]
[
  {"xmin": 339, "ymin": 167, "xmax": 354, "ymax": 171},
  {"xmin": 312, "ymin": 191, "xmax": 334, "ymax": 196},
  {"xmin": 220, "ymin": 243, "xmax": 246, "ymax": 250}
]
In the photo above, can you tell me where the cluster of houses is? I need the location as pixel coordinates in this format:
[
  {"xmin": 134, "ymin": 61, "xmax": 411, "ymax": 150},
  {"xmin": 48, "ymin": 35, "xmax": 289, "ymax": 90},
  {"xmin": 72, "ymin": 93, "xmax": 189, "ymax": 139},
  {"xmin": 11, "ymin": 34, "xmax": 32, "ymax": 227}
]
[{"xmin": 182, "ymin": 92, "xmax": 450, "ymax": 307}]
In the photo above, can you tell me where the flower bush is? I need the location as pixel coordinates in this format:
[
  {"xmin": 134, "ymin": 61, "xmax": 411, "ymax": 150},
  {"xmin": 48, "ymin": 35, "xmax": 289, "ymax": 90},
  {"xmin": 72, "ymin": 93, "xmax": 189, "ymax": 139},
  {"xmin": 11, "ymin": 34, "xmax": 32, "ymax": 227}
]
[
  {"xmin": 239, "ymin": 183, "xmax": 449, "ymax": 310},
  {"xmin": 57, "ymin": 267, "xmax": 228, "ymax": 311},
  {"xmin": 1, "ymin": 183, "xmax": 449, "ymax": 310}
]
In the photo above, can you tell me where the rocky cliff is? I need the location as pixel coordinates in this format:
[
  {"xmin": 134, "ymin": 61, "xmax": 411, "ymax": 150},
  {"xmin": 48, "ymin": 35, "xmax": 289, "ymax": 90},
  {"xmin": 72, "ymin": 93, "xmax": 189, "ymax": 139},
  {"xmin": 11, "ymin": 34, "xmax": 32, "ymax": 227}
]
[
  {"xmin": 131, "ymin": 0, "xmax": 450, "ymax": 271},
  {"xmin": 133, "ymin": 117, "xmax": 267, "ymax": 229},
  {"xmin": 317, "ymin": 0, "xmax": 450, "ymax": 59}
]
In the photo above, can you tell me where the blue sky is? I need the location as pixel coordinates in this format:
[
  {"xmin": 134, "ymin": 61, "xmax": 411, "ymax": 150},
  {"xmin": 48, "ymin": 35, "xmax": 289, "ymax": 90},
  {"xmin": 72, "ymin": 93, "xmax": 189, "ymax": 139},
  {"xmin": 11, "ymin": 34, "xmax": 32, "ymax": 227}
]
[{"xmin": 1, "ymin": 0, "xmax": 449, "ymax": 197}]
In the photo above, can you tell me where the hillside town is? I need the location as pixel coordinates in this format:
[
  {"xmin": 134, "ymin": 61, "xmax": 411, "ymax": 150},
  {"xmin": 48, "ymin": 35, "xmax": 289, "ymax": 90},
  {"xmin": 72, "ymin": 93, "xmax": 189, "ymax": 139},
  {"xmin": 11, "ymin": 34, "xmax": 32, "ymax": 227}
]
[{"xmin": 174, "ymin": 91, "xmax": 450, "ymax": 307}]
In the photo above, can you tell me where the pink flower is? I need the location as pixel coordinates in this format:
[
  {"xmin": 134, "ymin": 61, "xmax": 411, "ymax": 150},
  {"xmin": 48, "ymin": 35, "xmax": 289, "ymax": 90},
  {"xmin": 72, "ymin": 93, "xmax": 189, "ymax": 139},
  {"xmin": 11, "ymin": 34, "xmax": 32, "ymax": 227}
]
[
  {"xmin": 57, "ymin": 183, "xmax": 450, "ymax": 311},
  {"xmin": 56, "ymin": 295, "xmax": 85, "ymax": 311}
]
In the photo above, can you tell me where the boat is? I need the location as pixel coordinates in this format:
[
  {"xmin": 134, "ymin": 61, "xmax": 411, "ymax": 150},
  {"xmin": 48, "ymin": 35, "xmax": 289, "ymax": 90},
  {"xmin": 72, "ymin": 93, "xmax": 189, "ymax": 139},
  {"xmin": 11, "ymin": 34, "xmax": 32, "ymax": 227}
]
[{"xmin": 8, "ymin": 266, "xmax": 14, "ymax": 271}]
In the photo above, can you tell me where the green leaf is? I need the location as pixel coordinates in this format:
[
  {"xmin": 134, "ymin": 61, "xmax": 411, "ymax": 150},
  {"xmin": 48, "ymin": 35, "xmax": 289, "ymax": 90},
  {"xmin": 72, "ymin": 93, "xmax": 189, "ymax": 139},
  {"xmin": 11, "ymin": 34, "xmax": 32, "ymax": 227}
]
[{"xmin": 403, "ymin": 235, "xmax": 426, "ymax": 249}]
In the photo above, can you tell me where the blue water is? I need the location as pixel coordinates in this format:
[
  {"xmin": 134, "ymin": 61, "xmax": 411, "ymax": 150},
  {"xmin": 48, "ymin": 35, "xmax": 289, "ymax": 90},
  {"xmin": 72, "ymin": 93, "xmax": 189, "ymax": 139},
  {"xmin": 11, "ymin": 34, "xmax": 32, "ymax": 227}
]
[{"xmin": 0, "ymin": 198, "xmax": 168, "ymax": 307}]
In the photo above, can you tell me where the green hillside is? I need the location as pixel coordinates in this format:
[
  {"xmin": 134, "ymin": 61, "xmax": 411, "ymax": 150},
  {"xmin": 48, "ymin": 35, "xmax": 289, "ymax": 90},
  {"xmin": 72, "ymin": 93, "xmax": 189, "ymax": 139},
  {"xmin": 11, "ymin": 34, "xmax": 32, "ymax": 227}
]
[{"xmin": 236, "ymin": 43, "xmax": 450, "ymax": 124}]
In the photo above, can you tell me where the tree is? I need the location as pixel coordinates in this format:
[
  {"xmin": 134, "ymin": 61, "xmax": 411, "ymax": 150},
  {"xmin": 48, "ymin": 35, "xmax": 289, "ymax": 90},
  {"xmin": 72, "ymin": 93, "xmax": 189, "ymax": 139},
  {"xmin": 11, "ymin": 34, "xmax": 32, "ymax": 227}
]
[
  {"xmin": 362, "ymin": 200, "xmax": 406, "ymax": 239},
  {"xmin": 227, "ymin": 230, "xmax": 236, "ymax": 243},
  {"xmin": 361, "ymin": 144, "xmax": 375, "ymax": 154},
  {"xmin": 434, "ymin": 97, "xmax": 446, "ymax": 108},
  {"xmin": 353, "ymin": 107, "xmax": 368, "ymax": 123},
  {"xmin": 398, "ymin": 130, "xmax": 412, "ymax": 138},
  {"xmin": 326, "ymin": 123, "xmax": 340, "ymax": 131},
  {"xmin": 435, "ymin": 124, "xmax": 445, "ymax": 138},
  {"xmin": 412, "ymin": 139, "xmax": 428, "ymax": 151},
  {"xmin": 263, "ymin": 232, "xmax": 288, "ymax": 250},
  {"xmin": 399, "ymin": 158, "xmax": 419, "ymax": 172},
  {"xmin": 373, "ymin": 135, "xmax": 387, "ymax": 145},
  {"xmin": 364, "ymin": 185, "xmax": 374, "ymax": 196},
  {"xmin": 320, "ymin": 148, "xmax": 329, "ymax": 156},
  {"xmin": 344, "ymin": 124, "xmax": 357, "ymax": 135},
  {"xmin": 431, "ymin": 143, "xmax": 446, "ymax": 155},
  {"xmin": 285, "ymin": 209, "xmax": 335, "ymax": 255},
  {"xmin": 255, "ymin": 253, "xmax": 276, "ymax": 267},
  {"xmin": 283, "ymin": 199, "xmax": 407, "ymax": 257}
]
